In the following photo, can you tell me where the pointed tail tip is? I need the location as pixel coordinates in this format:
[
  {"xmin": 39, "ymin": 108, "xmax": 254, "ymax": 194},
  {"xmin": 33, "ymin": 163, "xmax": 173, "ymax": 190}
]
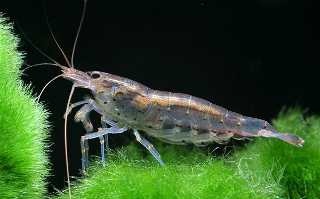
[
  {"xmin": 258, "ymin": 129, "xmax": 304, "ymax": 147},
  {"xmin": 278, "ymin": 133, "xmax": 305, "ymax": 147}
]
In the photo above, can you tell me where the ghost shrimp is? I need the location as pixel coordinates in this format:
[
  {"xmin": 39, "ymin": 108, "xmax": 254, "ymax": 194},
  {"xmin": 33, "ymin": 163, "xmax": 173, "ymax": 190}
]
[
  {"xmin": 26, "ymin": 1, "xmax": 304, "ymax": 198},
  {"xmin": 60, "ymin": 67, "xmax": 304, "ymax": 171},
  {"xmin": 31, "ymin": 0, "xmax": 305, "ymax": 179}
]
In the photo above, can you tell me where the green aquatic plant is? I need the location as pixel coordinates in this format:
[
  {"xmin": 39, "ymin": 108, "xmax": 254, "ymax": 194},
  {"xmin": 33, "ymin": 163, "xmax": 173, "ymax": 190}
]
[
  {"xmin": 0, "ymin": 17, "xmax": 49, "ymax": 198},
  {"xmin": 56, "ymin": 144, "xmax": 278, "ymax": 199},
  {"xmin": 234, "ymin": 108, "xmax": 320, "ymax": 199}
]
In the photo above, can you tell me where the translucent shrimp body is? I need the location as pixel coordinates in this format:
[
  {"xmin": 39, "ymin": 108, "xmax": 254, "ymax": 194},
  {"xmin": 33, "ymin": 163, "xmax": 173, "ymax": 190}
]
[{"xmin": 61, "ymin": 69, "xmax": 304, "ymax": 171}]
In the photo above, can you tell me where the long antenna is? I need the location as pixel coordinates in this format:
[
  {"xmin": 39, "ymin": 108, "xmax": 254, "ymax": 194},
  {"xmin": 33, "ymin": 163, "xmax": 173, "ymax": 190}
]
[
  {"xmin": 64, "ymin": 85, "xmax": 76, "ymax": 199},
  {"xmin": 43, "ymin": 1, "xmax": 72, "ymax": 67},
  {"xmin": 71, "ymin": 0, "xmax": 88, "ymax": 67}
]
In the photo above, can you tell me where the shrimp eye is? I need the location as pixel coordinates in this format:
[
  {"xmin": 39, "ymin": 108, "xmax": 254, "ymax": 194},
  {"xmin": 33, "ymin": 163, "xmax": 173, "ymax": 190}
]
[{"xmin": 91, "ymin": 72, "xmax": 100, "ymax": 79}]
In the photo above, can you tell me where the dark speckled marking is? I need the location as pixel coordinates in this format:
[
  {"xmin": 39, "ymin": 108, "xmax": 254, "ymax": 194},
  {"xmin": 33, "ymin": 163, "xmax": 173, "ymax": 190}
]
[
  {"xmin": 162, "ymin": 119, "xmax": 176, "ymax": 129},
  {"xmin": 198, "ymin": 128, "xmax": 209, "ymax": 134},
  {"xmin": 180, "ymin": 125, "xmax": 191, "ymax": 132},
  {"xmin": 178, "ymin": 124, "xmax": 191, "ymax": 132}
]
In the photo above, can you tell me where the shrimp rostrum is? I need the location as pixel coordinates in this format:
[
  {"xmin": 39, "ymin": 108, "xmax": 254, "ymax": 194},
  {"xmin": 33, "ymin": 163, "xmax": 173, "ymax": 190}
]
[{"xmin": 60, "ymin": 66, "xmax": 304, "ymax": 171}]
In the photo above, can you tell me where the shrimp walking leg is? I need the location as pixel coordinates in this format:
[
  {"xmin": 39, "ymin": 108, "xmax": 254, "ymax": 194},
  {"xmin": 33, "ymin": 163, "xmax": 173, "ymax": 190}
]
[
  {"xmin": 73, "ymin": 100, "xmax": 100, "ymax": 171},
  {"xmin": 80, "ymin": 136, "xmax": 87, "ymax": 173},
  {"xmin": 101, "ymin": 117, "xmax": 109, "ymax": 164},
  {"xmin": 101, "ymin": 117, "xmax": 119, "ymax": 163},
  {"xmin": 133, "ymin": 130, "xmax": 164, "ymax": 166},
  {"xmin": 101, "ymin": 117, "xmax": 119, "ymax": 127},
  {"xmin": 73, "ymin": 103, "xmax": 95, "ymax": 172},
  {"xmin": 98, "ymin": 136, "xmax": 105, "ymax": 166},
  {"xmin": 80, "ymin": 125, "xmax": 128, "ymax": 172}
]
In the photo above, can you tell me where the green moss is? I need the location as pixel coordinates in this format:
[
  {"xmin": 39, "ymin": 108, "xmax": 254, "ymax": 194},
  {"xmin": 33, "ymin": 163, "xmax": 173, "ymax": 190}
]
[
  {"xmin": 234, "ymin": 108, "xmax": 320, "ymax": 199},
  {"xmin": 56, "ymin": 144, "xmax": 278, "ymax": 199},
  {"xmin": 0, "ymin": 16, "xmax": 49, "ymax": 198}
]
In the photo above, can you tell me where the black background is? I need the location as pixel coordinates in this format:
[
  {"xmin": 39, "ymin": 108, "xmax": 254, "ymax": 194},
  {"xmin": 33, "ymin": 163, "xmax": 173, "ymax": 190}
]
[{"xmin": 1, "ymin": 0, "xmax": 318, "ymax": 194}]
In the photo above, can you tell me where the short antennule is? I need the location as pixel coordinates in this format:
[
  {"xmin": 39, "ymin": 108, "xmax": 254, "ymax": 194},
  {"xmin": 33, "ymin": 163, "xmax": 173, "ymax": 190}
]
[{"xmin": 22, "ymin": 63, "xmax": 67, "ymax": 72}]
